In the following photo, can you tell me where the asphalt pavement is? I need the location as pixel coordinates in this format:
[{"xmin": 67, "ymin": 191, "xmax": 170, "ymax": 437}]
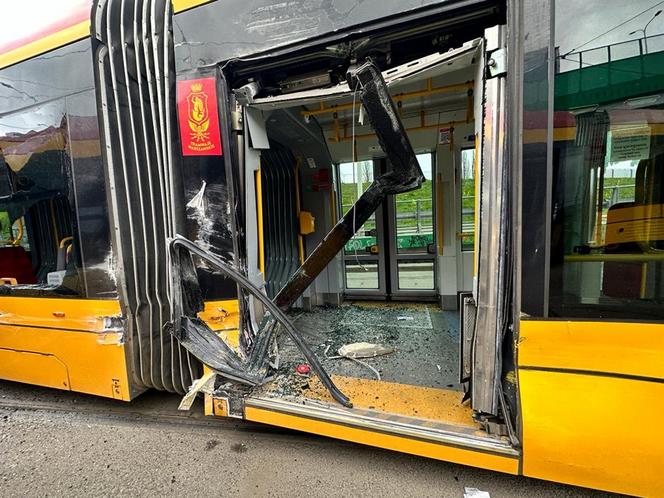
[{"xmin": 0, "ymin": 381, "xmax": 612, "ymax": 498}]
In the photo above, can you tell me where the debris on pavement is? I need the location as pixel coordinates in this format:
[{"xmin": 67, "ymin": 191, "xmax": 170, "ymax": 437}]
[
  {"xmin": 178, "ymin": 371, "xmax": 216, "ymax": 411},
  {"xmin": 337, "ymin": 342, "xmax": 395, "ymax": 359},
  {"xmin": 464, "ymin": 487, "xmax": 491, "ymax": 498}
]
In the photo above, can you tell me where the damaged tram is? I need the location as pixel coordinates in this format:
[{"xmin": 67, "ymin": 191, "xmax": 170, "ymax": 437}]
[{"xmin": 1, "ymin": 0, "xmax": 663, "ymax": 494}]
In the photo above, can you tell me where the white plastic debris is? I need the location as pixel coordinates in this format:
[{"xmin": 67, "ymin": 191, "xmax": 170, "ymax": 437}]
[
  {"xmin": 186, "ymin": 180, "xmax": 207, "ymax": 210},
  {"xmin": 396, "ymin": 315, "xmax": 414, "ymax": 321},
  {"xmin": 178, "ymin": 371, "xmax": 216, "ymax": 411},
  {"xmin": 337, "ymin": 342, "xmax": 395, "ymax": 359},
  {"xmin": 464, "ymin": 488, "xmax": 491, "ymax": 498}
]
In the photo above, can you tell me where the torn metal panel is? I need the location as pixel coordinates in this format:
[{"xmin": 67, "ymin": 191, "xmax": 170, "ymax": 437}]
[
  {"xmin": 97, "ymin": 314, "xmax": 126, "ymax": 345},
  {"xmin": 273, "ymin": 59, "xmax": 424, "ymax": 310},
  {"xmin": 168, "ymin": 235, "xmax": 352, "ymax": 408},
  {"xmin": 171, "ymin": 0, "xmax": 493, "ymax": 73},
  {"xmin": 248, "ymin": 39, "xmax": 480, "ymax": 111}
]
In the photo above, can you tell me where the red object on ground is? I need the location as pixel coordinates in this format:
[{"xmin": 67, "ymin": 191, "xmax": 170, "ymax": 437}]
[{"xmin": 295, "ymin": 364, "xmax": 311, "ymax": 375}]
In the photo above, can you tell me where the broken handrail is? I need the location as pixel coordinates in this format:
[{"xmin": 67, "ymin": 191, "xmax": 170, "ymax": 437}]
[
  {"xmin": 168, "ymin": 235, "xmax": 353, "ymax": 408},
  {"xmin": 273, "ymin": 59, "xmax": 424, "ymax": 310}
]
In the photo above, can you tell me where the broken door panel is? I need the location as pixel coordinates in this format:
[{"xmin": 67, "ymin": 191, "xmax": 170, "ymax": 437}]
[
  {"xmin": 168, "ymin": 55, "xmax": 432, "ymax": 402},
  {"xmin": 472, "ymin": 25, "xmax": 510, "ymax": 417}
]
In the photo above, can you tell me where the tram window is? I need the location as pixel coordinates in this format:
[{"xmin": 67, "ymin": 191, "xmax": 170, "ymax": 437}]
[
  {"xmin": 0, "ymin": 213, "xmax": 29, "ymax": 251},
  {"xmin": 0, "ymin": 212, "xmax": 11, "ymax": 243},
  {"xmin": 551, "ymin": 0, "xmax": 664, "ymax": 319},
  {"xmin": 0, "ymin": 100, "xmax": 81, "ymax": 295},
  {"xmin": 460, "ymin": 148, "xmax": 475, "ymax": 252}
]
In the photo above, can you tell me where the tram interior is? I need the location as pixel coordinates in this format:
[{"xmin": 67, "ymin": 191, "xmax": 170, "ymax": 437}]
[
  {"xmin": 243, "ymin": 38, "xmax": 486, "ymax": 428},
  {"xmin": 0, "ymin": 132, "xmax": 78, "ymax": 294}
]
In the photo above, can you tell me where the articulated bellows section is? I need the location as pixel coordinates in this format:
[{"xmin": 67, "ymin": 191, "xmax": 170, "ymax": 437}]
[
  {"xmin": 92, "ymin": 0, "xmax": 199, "ymax": 394},
  {"xmin": 260, "ymin": 145, "xmax": 301, "ymax": 298}
]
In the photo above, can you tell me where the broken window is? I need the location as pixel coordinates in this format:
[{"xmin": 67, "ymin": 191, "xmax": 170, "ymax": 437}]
[{"xmin": 0, "ymin": 92, "xmax": 116, "ymax": 298}]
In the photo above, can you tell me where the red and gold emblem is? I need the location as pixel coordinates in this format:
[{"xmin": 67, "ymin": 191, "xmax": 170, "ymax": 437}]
[
  {"xmin": 177, "ymin": 77, "xmax": 222, "ymax": 156},
  {"xmin": 187, "ymin": 83, "xmax": 210, "ymax": 142}
]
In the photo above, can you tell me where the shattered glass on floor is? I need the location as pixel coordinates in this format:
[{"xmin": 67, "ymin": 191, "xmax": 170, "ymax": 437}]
[{"xmin": 274, "ymin": 302, "xmax": 461, "ymax": 390}]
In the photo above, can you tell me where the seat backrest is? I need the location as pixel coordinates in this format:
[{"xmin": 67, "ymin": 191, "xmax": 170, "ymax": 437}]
[{"xmin": 0, "ymin": 246, "xmax": 37, "ymax": 284}]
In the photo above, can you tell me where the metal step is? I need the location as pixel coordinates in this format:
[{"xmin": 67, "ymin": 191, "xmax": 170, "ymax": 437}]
[{"xmin": 246, "ymin": 395, "xmax": 519, "ymax": 457}]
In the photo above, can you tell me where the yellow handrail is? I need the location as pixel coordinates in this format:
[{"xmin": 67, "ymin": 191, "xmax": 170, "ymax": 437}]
[
  {"xmin": 302, "ymin": 80, "xmax": 474, "ymax": 118},
  {"xmin": 294, "ymin": 157, "xmax": 305, "ymax": 265},
  {"xmin": 255, "ymin": 169, "xmax": 265, "ymax": 275},
  {"xmin": 59, "ymin": 236, "xmax": 73, "ymax": 248},
  {"xmin": 11, "ymin": 218, "xmax": 24, "ymax": 246}
]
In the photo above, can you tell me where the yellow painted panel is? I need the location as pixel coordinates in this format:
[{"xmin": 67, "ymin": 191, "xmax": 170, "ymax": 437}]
[
  {"xmin": 197, "ymin": 299, "xmax": 240, "ymax": 349},
  {"xmin": 245, "ymin": 406, "xmax": 518, "ymax": 474},
  {"xmin": 0, "ymin": 0, "xmax": 214, "ymax": 70},
  {"xmin": 519, "ymin": 320, "xmax": 664, "ymax": 380},
  {"xmin": 0, "ymin": 348, "xmax": 69, "ymax": 391},
  {"xmin": 0, "ymin": 20, "xmax": 90, "ymax": 70},
  {"xmin": 0, "ymin": 297, "xmax": 130, "ymax": 400},
  {"xmin": 197, "ymin": 299, "xmax": 239, "ymax": 329},
  {"xmin": 0, "ymin": 296, "xmax": 121, "ymax": 332},
  {"xmin": 520, "ymin": 369, "xmax": 664, "ymax": 496},
  {"xmin": 202, "ymin": 364, "xmax": 215, "ymax": 416},
  {"xmin": 523, "ymin": 127, "xmax": 576, "ymax": 144},
  {"xmin": 213, "ymin": 398, "xmax": 230, "ymax": 417},
  {"xmin": 255, "ymin": 169, "xmax": 266, "ymax": 274},
  {"xmin": 201, "ymin": 298, "xmax": 240, "ymax": 413},
  {"xmin": 0, "ymin": 324, "xmax": 131, "ymax": 400},
  {"xmin": 524, "ymin": 124, "xmax": 664, "ymax": 145},
  {"xmin": 172, "ymin": 0, "xmax": 214, "ymax": 12}
]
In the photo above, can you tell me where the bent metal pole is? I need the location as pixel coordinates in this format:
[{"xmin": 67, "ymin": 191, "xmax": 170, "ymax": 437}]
[{"xmin": 274, "ymin": 59, "xmax": 424, "ymax": 310}]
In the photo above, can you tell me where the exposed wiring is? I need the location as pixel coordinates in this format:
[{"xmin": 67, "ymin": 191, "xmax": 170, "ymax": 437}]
[
  {"xmin": 348, "ymin": 357, "xmax": 381, "ymax": 381},
  {"xmin": 350, "ymin": 81, "xmax": 368, "ymax": 272}
]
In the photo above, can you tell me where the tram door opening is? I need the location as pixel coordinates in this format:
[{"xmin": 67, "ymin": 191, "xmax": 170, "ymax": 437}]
[{"xmin": 340, "ymin": 153, "xmax": 436, "ymax": 299}]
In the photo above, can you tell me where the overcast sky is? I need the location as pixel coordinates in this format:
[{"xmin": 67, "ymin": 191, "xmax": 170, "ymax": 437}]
[{"xmin": 556, "ymin": 0, "xmax": 664, "ymax": 55}]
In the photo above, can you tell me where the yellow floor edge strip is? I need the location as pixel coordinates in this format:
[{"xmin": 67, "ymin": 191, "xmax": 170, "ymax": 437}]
[{"xmin": 245, "ymin": 406, "xmax": 518, "ymax": 474}]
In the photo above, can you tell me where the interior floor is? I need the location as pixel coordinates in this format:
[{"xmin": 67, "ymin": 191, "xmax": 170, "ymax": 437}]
[
  {"xmin": 256, "ymin": 373, "xmax": 477, "ymax": 429},
  {"xmin": 238, "ymin": 39, "xmax": 483, "ymax": 430},
  {"xmin": 284, "ymin": 302, "xmax": 461, "ymax": 390},
  {"xmin": 250, "ymin": 301, "xmax": 472, "ymax": 427}
]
